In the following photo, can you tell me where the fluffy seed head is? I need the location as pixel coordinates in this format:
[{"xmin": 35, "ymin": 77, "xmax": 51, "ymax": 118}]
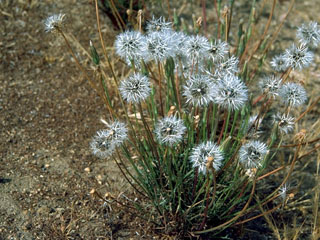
[
  {"xmin": 119, "ymin": 73, "xmax": 151, "ymax": 103},
  {"xmin": 190, "ymin": 141, "xmax": 224, "ymax": 174},
  {"xmin": 114, "ymin": 31, "xmax": 146, "ymax": 62},
  {"xmin": 208, "ymin": 39, "xmax": 229, "ymax": 62},
  {"xmin": 283, "ymin": 44, "xmax": 314, "ymax": 70},
  {"xmin": 183, "ymin": 35, "xmax": 210, "ymax": 61},
  {"xmin": 146, "ymin": 16, "xmax": 172, "ymax": 32},
  {"xmin": 154, "ymin": 116, "xmax": 186, "ymax": 145},
  {"xmin": 213, "ymin": 74, "xmax": 248, "ymax": 111},
  {"xmin": 145, "ymin": 31, "xmax": 176, "ymax": 62},
  {"xmin": 270, "ymin": 54, "xmax": 288, "ymax": 72},
  {"xmin": 297, "ymin": 21, "xmax": 320, "ymax": 47},
  {"xmin": 239, "ymin": 141, "xmax": 268, "ymax": 169},
  {"xmin": 273, "ymin": 113, "xmax": 295, "ymax": 134},
  {"xmin": 44, "ymin": 14, "xmax": 65, "ymax": 33},
  {"xmin": 172, "ymin": 31, "xmax": 188, "ymax": 57},
  {"xmin": 183, "ymin": 74, "xmax": 214, "ymax": 106},
  {"xmin": 279, "ymin": 82, "xmax": 307, "ymax": 107},
  {"xmin": 259, "ymin": 75, "xmax": 282, "ymax": 98},
  {"xmin": 90, "ymin": 121, "xmax": 128, "ymax": 158},
  {"xmin": 215, "ymin": 55, "xmax": 239, "ymax": 77}
]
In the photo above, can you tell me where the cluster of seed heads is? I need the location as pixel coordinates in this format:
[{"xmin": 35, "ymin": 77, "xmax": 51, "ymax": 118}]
[{"xmin": 43, "ymin": 14, "xmax": 317, "ymax": 174}]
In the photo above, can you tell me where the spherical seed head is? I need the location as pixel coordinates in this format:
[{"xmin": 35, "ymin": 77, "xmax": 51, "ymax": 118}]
[
  {"xmin": 183, "ymin": 35, "xmax": 210, "ymax": 61},
  {"xmin": 146, "ymin": 16, "xmax": 172, "ymax": 32},
  {"xmin": 214, "ymin": 55, "xmax": 239, "ymax": 77},
  {"xmin": 190, "ymin": 141, "xmax": 224, "ymax": 174},
  {"xmin": 239, "ymin": 140, "xmax": 268, "ymax": 169},
  {"xmin": 273, "ymin": 113, "xmax": 295, "ymax": 134},
  {"xmin": 283, "ymin": 44, "xmax": 314, "ymax": 70},
  {"xmin": 270, "ymin": 54, "xmax": 288, "ymax": 72},
  {"xmin": 172, "ymin": 31, "xmax": 188, "ymax": 57},
  {"xmin": 297, "ymin": 21, "xmax": 320, "ymax": 47},
  {"xmin": 259, "ymin": 75, "xmax": 282, "ymax": 98},
  {"xmin": 119, "ymin": 73, "xmax": 151, "ymax": 103},
  {"xmin": 183, "ymin": 74, "xmax": 214, "ymax": 106},
  {"xmin": 44, "ymin": 13, "xmax": 65, "ymax": 33},
  {"xmin": 213, "ymin": 74, "xmax": 248, "ymax": 111},
  {"xmin": 279, "ymin": 82, "xmax": 307, "ymax": 107},
  {"xmin": 90, "ymin": 121, "xmax": 128, "ymax": 158},
  {"xmin": 145, "ymin": 31, "xmax": 176, "ymax": 62},
  {"xmin": 154, "ymin": 116, "xmax": 186, "ymax": 145},
  {"xmin": 208, "ymin": 39, "xmax": 229, "ymax": 62},
  {"xmin": 114, "ymin": 31, "xmax": 147, "ymax": 62}
]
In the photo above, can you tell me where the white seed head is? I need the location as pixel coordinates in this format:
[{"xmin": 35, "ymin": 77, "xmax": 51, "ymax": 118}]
[
  {"xmin": 273, "ymin": 113, "xmax": 295, "ymax": 134},
  {"xmin": 114, "ymin": 31, "xmax": 147, "ymax": 62},
  {"xmin": 279, "ymin": 82, "xmax": 307, "ymax": 107},
  {"xmin": 154, "ymin": 116, "xmax": 186, "ymax": 145},
  {"xmin": 259, "ymin": 75, "xmax": 282, "ymax": 98},
  {"xmin": 183, "ymin": 35, "xmax": 210, "ymax": 61},
  {"xmin": 208, "ymin": 39, "xmax": 229, "ymax": 62},
  {"xmin": 283, "ymin": 44, "xmax": 314, "ymax": 70},
  {"xmin": 183, "ymin": 74, "xmax": 214, "ymax": 106},
  {"xmin": 212, "ymin": 74, "xmax": 248, "ymax": 111},
  {"xmin": 145, "ymin": 30, "xmax": 176, "ymax": 62},
  {"xmin": 44, "ymin": 13, "xmax": 65, "ymax": 33},
  {"xmin": 146, "ymin": 16, "xmax": 172, "ymax": 32},
  {"xmin": 214, "ymin": 55, "xmax": 239, "ymax": 77},
  {"xmin": 90, "ymin": 121, "xmax": 128, "ymax": 158},
  {"xmin": 190, "ymin": 141, "xmax": 224, "ymax": 174},
  {"xmin": 239, "ymin": 140, "xmax": 268, "ymax": 169},
  {"xmin": 297, "ymin": 21, "xmax": 320, "ymax": 47},
  {"xmin": 270, "ymin": 54, "xmax": 288, "ymax": 72},
  {"xmin": 119, "ymin": 73, "xmax": 151, "ymax": 103}
]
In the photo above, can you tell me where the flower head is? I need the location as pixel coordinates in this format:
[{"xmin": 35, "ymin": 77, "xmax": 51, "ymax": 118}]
[
  {"xmin": 213, "ymin": 74, "xmax": 248, "ymax": 111},
  {"xmin": 145, "ymin": 31, "xmax": 176, "ymax": 62},
  {"xmin": 146, "ymin": 16, "xmax": 172, "ymax": 32},
  {"xmin": 279, "ymin": 82, "xmax": 307, "ymax": 107},
  {"xmin": 283, "ymin": 44, "xmax": 314, "ymax": 70},
  {"xmin": 297, "ymin": 21, "xmax": 320, "ymax": 47},
  {"xmin": 154, "ymin": 116, "xmax": 186, "ymax": 145},
  {"xmin": 190, "ymin": 141, "xmax": 224, "ymax": 174},
  {"xmin": 114, "ymin": 31, "xmax": 146, "ymax": 62},
  {"xmin": 208, "ymin": 39, "xmax": 229, "ymax": 62},
  {"xmin": 259, "ymin": 75, "xmax": 282, "ymax": 98},
  {"xmin": 273, "ymin": 113, "xmax": 295, "ymax": 134},
  {"xmin": 270, "ymin": 54, "xmax": 288, "ymax": 72},
  {"xmin": 215, "ymin": 55, "xmax": 239, "ymax": 77},
  {"xmin": 90, "ymin": 121, "xmax": 128, "ymax": 158},
  {"xmin": 172, "ymin": 31, "xmax": 188, "ymax": 57},
  {"xmin": 183, "ymin": 35, "xmax": 210, "ymax": 61},
  {"xmin": 119, "ymin": 73, "xmax": 151, "ymax": 103},
  {"xmin": 183, "ymin": 74, "xmax": 214, "ymax": 106},
  {"xmin": 44, "ymin": 14, "xmax": 65, "ymax": 33},
  {"xmin": 239, "ymin": 140, "xmax": 268, "ymax": 169}
]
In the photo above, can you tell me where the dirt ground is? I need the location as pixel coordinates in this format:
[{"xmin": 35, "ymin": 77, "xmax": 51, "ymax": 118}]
[{"xmin": 1, "ymin": 0, "xmax": 320, "ymax": 239}]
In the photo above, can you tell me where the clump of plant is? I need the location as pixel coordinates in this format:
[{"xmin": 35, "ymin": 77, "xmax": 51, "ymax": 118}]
[{"xmin": 45, "ymin": 0, "xmax": 320, "ymax": 238}]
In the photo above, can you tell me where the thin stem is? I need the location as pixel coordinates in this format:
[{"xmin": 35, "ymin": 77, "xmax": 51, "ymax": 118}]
[
  {"xmin": 295, "ymin": 96, "xmax": 320, "ymax": 122},
  {"xmin": 218, "ymin": 111, "xmax": 228, "ymax": 144},
  {"xmin": 201, "ymin": 0, "xmax": 207, "ymax": 37},
  {"xmin": 194, "ymin": 179, "xmax": 256, "ymax": 234},
  {"xmin": 158, "ymin": 61, "xmax": 164, "ymax": 117},
  {"xmin": 246, "ymin": 0, "xmax": 276, "ymax": 63},
  {"xmin": 58, "ymin": 29, "xmax": 101, "ymax": 97}
]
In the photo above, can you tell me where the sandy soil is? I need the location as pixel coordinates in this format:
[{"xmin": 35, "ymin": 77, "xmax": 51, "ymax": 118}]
[{"xmin": 1, "ymin": 0, "xmax": 319, "ymax": 239}]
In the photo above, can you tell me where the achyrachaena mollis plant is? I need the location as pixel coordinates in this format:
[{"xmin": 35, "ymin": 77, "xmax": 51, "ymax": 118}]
[{"xmin": 45, "ymin": 0, "xmax": 320, "ymax": 238}]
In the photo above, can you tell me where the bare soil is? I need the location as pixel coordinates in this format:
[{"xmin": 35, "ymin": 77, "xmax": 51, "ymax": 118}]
[{"xmin": 1, "ymin": 0, "xmax": 319, "ymax": 239}]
